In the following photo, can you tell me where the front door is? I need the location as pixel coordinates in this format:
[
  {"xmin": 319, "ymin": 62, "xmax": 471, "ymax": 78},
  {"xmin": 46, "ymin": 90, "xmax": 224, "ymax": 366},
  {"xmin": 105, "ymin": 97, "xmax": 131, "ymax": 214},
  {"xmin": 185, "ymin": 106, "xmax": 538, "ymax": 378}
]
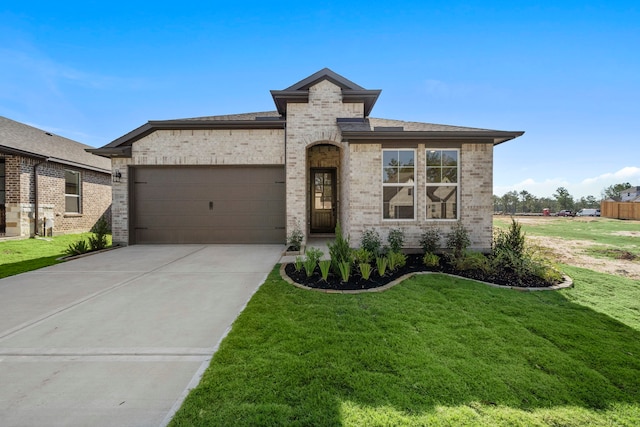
[{"xmin": 310, "ymin": 168, "xmax": 336, "ymax": 233}]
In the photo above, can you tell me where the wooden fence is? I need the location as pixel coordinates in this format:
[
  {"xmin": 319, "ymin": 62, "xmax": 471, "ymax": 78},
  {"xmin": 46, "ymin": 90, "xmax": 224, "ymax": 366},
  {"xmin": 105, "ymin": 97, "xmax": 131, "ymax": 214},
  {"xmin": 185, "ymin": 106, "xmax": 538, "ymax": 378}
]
[{"xmin": 600, "ymin": 201, "xmax": 640, "ymax": 220}]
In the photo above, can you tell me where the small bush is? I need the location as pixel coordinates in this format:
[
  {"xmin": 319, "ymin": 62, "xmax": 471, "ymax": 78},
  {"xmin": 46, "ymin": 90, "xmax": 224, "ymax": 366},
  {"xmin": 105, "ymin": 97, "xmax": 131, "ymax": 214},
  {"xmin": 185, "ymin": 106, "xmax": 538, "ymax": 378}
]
[
  {"xmin": 376, "ymin": 257, "xmax": 388, "ymax": 277},
  {"xmin": 360, "ymin": 228, "xmax": 382, "ymax": 256},
  {"xmin": 359, "ymin": 263, "xmax": 372, "ymax": 280},
  {"xmin": 387, "ymin": 252, "xmax": 407, "ymax": 271},
  {"xmin": 352, "ymin": 248, "xmax": 373, "ymax": 265},
  {"xmin": 423, "ymin": 252, "xmax": 440, "ymax": 268},
  {"xmin": 419, "ymin": 227, "xmax": 441, "ymax": 254},
  {"xmin": 338, "ymin": 261, "xmax": 351, "ymax": 282},
  {"xmin": 446, "ymin": 221, "xmax": 470, "ymax": 260},
  {"xmin": 88, "ymin": 217, "xmax": 110, "ymax": 251},
  {"xmin": 287, "ymin": 222, "xmax": 304, "ymax": 252},
  {"xmin": 294, "ymin": 256, "xmax": 303, "ymax": 272},
  {"xmin": 387, "ymin": 228, "xmax": 405, "ymax": 253},
  {"xmin": 329, "ymin": 222, "xmax": 352, "ymax": 275},
  {"xmin": 319, "ymin": 260, "xmax": 331, "ymax": 281},
  {"xmin": 455, "ymin": 251, "xmax": 494, "ymax": 274},
  {"xmin": 66, "ymin": 239, "xmax": 89, "ymax": 256},
  {"xmin": 303, "ymin": 247, "xmax": 323, "ymax": 277},
  {"xmin": 493, "ymin": 219, "xmax": 525, "ymax": 257}
]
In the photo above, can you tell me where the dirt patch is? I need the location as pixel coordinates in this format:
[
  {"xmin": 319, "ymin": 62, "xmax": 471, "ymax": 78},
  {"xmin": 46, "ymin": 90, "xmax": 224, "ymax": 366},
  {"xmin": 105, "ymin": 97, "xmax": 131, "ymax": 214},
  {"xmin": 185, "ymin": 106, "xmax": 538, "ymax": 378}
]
[{"xmin": 527, "ymin": 235, "xmax": 640, "ymax": 280}]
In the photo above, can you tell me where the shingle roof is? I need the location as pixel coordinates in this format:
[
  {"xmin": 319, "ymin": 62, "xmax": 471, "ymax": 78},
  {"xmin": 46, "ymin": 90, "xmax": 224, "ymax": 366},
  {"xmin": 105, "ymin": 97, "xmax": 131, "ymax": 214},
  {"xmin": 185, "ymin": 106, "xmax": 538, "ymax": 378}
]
[{"xmin": 0, "ymin": 116, "xmax": 111, "ymax": 172}]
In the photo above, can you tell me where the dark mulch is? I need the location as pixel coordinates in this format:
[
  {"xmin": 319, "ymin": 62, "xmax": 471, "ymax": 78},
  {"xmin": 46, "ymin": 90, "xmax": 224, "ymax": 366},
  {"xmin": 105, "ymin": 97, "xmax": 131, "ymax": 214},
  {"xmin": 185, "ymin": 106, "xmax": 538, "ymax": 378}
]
[{"xmin": 284, "ymin": 255, "xmax": 555, "ymax": 291}]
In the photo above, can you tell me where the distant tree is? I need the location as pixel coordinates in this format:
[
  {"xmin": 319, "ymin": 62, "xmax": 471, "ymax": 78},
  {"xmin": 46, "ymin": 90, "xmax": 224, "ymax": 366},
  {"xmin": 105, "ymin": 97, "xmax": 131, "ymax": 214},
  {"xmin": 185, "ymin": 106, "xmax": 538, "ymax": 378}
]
[
  {"xmin": 601, "ymin": 182, "xmax": 632, "ymax": 201},
  {"xmin": 554, "ymin": 187, "xmax": 574, "ymax": 211},
  {"xmin": 519, "ymin": 190, "xmax": 534, "ymax": 213},
  {"xmin": 492, "ymin": 195, "xmax": 502, "ymax": 213}
]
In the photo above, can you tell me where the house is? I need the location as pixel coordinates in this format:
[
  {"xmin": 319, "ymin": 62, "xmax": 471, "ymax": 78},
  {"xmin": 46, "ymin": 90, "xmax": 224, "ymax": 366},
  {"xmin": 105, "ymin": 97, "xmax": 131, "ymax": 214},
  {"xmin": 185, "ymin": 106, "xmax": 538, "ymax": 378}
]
[
  {"xmin": 89, "ymin": 69, "xmax": 523, "ymax": 251},
  {"xmin": 0, "ymin": 117, "xmax": 112, "ymax": 238},
  {"xmin": 619, "ymin": 186, "xmax": 640, "ymax": 202}
]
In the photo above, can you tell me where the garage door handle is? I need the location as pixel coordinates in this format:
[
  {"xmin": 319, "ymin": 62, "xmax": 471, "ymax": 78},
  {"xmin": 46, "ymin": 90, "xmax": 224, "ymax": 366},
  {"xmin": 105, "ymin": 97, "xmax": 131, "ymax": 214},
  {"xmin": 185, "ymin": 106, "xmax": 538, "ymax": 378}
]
[{"xmin": 209, "ymin": 201, "xmax": 214, "ymax": 210}]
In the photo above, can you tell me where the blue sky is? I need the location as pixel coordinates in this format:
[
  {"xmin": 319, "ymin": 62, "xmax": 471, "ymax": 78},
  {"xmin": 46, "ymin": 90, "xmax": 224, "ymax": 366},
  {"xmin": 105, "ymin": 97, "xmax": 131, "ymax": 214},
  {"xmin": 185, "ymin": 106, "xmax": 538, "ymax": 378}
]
[{"xmin": 1, "ymin": 1, "xmax": 638, "ymax": 198}]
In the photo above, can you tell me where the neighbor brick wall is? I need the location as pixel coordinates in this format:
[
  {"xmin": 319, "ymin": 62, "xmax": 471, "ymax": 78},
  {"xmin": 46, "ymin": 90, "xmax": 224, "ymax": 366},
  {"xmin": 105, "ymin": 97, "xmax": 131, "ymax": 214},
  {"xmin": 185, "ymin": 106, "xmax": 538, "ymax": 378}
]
[
  {"xmin": 110, "ymin": 128, "xmax": 285, "ymax": 245},
  {"xmin": 0, "ymin": 155, "xmax": 111, "ymax": 237}
]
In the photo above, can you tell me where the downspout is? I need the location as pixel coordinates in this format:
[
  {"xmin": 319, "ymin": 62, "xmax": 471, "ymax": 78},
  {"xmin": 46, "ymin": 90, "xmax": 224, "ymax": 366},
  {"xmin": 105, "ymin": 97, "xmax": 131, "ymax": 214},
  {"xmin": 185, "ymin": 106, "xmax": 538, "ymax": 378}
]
[{"xmin": 33, "ymin": 158, "xmax": 50, "ymax": 237}]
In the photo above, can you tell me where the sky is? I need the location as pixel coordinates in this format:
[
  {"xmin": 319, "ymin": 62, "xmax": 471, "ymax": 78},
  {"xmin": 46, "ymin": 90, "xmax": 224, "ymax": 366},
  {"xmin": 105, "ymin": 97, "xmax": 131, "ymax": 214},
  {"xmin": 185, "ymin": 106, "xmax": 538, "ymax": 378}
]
[{"xmin": 1, "ymin": 1, "xmax": 638, "ymax": 199}]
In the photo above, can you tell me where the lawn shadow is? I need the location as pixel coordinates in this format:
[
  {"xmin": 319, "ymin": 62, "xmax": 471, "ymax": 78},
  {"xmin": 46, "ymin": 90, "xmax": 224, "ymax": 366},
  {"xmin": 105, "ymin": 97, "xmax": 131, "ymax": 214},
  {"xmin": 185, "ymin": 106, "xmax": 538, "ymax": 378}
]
[
  {"xmin": 170, "ymin": 270, "xmax": 640, "ymax": 425},
  {"xmin": 0, "ymin": 255, "xmax": 62, "ymax": 279}
]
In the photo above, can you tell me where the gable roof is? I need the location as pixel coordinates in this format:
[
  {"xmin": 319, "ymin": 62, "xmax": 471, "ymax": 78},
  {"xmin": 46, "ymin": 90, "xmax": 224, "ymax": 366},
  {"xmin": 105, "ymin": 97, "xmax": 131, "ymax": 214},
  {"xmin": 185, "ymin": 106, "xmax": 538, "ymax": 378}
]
[
  {"xmin": 270, "ymin": 68, "xmax": 381, "ymax": 116},
  {"xmin": 0, "ymin": 116, "xmax": 111, "ymax": 172}
]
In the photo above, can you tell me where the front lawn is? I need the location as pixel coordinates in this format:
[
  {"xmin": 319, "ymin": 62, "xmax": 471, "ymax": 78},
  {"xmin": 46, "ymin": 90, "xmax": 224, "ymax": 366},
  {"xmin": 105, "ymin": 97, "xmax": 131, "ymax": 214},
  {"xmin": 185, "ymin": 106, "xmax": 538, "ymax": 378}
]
[
  {"xmin": 170, "ymin": 267, "xmax": 640, "ymax": 426},
  {"xmin": 0, "ymin": 234, "xmax": 111, "ymax": 279}
]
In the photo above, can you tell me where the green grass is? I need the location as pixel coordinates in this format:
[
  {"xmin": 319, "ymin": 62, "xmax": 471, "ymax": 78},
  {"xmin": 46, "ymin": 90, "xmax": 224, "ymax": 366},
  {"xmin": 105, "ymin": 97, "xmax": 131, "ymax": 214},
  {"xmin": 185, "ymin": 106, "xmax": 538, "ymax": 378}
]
[
  {"xmin": 0, "ymin": 233, "xmax": 111, "ymax": 278},
  {"xmin": 170, "ymin": 267, "xmax": 640, "ymax": 426},
  {"xmin": 494, "ymin": 216, "xmax": 640, "ymax": 248}
]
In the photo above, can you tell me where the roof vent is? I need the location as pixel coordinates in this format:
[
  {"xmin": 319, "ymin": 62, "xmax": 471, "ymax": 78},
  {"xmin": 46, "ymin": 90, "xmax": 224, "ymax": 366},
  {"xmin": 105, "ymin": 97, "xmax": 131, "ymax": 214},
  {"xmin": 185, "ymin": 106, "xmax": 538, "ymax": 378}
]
[{"xmin": 374, "ymin": 126, "xmax": 404, "ymax": 132}]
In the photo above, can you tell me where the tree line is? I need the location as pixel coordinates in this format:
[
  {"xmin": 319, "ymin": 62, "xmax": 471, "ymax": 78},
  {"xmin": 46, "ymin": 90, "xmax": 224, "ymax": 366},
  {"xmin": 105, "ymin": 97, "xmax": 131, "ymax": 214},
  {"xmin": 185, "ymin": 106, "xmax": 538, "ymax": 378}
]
[{"xmin": 493, "ymin": 182, "xmax": 632, "ymax": 214}]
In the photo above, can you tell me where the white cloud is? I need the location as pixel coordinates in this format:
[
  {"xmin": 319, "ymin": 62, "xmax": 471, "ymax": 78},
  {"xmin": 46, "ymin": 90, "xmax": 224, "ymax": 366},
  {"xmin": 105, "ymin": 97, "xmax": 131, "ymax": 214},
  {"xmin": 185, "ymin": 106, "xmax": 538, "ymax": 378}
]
[{"xmin": 494, "ymin": 166, "xmax": 640, "ymax": 199}]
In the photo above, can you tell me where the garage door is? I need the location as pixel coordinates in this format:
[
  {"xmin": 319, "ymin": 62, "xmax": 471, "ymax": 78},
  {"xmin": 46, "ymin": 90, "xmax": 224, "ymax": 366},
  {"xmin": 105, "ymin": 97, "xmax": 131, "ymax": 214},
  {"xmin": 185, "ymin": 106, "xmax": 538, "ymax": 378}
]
[{"xmin": 131, "ymin": 166, "xmax": 285, "ymax": 244}]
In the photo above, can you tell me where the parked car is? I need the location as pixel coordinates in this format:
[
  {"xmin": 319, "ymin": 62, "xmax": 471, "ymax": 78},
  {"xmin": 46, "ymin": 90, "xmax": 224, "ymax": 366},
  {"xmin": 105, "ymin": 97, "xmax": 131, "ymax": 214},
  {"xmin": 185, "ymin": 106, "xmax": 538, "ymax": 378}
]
[
  {"xmin": 576, "ymin": 208, "xmax": 599, "ymax": 217},
  {"xmin": 556, "ymin": 210, "xmax": 575, "ymax": 217}
]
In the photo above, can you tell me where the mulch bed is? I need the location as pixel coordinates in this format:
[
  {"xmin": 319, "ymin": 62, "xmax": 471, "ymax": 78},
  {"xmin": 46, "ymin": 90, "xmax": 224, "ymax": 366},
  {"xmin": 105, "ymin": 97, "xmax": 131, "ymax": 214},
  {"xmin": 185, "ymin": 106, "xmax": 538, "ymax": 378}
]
[{"xmin": 284, "ymin": 254, "xmax": 555, "ymax": 291}]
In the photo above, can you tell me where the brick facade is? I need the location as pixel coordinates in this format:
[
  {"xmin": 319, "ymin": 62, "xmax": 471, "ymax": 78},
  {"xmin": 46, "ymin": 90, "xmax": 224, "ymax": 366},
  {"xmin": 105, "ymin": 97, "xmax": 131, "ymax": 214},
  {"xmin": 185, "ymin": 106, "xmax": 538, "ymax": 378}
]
[
  {"xmin": 0, "ymin": 154, "xmax": 111, "ymax": 237},
  {"xmin": 109, "ymin": 128, "xmax": 285, "ymax": 244},
  {"xmin": 96, "ymin": 69, "xmax": 521, "ymax": 251}
]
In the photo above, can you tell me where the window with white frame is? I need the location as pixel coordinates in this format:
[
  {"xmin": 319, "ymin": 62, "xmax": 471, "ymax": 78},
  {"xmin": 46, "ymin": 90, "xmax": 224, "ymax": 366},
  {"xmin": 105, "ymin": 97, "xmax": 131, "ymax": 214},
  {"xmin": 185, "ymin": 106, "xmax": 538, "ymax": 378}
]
[
  {"xmin": 382, "ymin": 149, "xmax": 415, "ymax": 220},
  {"xmin": 426, "ymin": 149, "xmax": 459, "ymax": 220},
  {"xmin": 65, "ymin": 170, "xmax": 81, "ymax": 213}
]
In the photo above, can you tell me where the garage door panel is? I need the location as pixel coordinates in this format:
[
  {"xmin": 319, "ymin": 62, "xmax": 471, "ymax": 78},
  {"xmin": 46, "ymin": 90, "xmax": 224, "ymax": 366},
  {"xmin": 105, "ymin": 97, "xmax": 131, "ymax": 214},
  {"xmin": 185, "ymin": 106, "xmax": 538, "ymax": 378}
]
[{"xmin": 133, "ymin": 166, "xmax": 285, "ymax": 244}]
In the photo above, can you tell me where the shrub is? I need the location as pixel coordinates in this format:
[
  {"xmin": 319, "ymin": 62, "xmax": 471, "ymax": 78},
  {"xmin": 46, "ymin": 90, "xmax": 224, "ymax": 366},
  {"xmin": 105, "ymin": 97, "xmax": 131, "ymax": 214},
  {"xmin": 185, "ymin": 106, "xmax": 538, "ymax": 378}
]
[
  {"xmin": 319, "ymin": 260, "xmax": 331, "ymax": 281},
  {"xmin": 493, "ymin": 219, "xmax": 526, "ymax": 257},
  {"xmin": 352, "ymin": 248, "xmax": 373, "ymax": 265},
  {"xmin": 455, "ymin": 251, "xmax": 494, "ymax": 275},
  {"xmin": 328, "ymin": 222, "xmax": 352, "ymax": 275},
  {"xmin": 387, "ymin": 251, "xmax": 407, "ymax": 271},
  {"xmin": 287, "ymin": 222, "xmax": 304, "ymax": 252},
  {"xmin": 303, "ymin": 247, "xmax": 323, "ymax": 277},
  {"xmin": 338, "ymin": 261, "xmax": 351, "ymax": 282},
  {"xmin": 66, "ymin": 239, "xmax": 89, "ymax": 256},
  {"xmin": 446, "ymin": 221, "xmax": 470, "ymax": 260},
  {"xmin": 360, "ymin": 228, "xmax": 382, "ymax": 256},
  {"xmin": 88, "ymin": 217, "xmax": 110, "ymax": 251},
  {"xmin": 376, "ymin": 257, "xmax": 388, "ymax": 277},
  {"xmin": 387, "ymin": 228, "xmax": 405, "ymax": 253},
  {"xmin": 419, "ymin": 227, "xmax": 441, "ymax": 254},
  {"xmin": 423, "ymin": 252, "xmax": 440, "ymax": 268},
  {"xmin": 359, "ymin": 263, "xmax": 372, "ymax": 280},
  {"xmin": 294, "ymin": 256, "xmax": 303, "ymax": 272}
]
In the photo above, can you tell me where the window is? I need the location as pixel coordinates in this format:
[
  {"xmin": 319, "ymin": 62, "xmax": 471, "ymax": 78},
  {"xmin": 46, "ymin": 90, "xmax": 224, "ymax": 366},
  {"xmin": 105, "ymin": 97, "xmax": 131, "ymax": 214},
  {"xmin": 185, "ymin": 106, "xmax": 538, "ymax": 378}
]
[
  {"xmin": 65, "ymin": 170, "xmax": 81, "ymax": 213},
  {"xmin": 382, "ymin": 149, "xmax": 415, "ymax": 220},
  {"xmin": 426, "ymin": 149, "xmax": 459, "ymax": 220}
]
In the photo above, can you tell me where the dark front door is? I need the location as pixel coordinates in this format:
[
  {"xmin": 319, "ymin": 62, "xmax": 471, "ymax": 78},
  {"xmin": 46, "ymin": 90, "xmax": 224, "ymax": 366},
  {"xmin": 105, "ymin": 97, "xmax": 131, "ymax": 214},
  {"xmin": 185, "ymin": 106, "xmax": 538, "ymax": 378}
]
[{"xmin": 310, "ymin": 168, "xmax": 337, "ymax": 233}]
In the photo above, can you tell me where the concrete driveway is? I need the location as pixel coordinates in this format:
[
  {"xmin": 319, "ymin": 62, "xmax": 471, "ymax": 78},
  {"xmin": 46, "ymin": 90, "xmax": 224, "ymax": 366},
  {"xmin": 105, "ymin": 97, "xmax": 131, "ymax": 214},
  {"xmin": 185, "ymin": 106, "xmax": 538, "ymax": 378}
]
[{"xmin": 0, "ymin": 244, "xmax": 283, "ymax": 427}]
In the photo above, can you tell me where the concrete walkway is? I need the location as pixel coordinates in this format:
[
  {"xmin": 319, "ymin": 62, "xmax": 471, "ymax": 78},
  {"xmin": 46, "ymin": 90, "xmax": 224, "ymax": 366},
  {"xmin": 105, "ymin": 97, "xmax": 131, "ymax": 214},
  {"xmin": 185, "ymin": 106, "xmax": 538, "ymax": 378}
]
[{"xmin": 0, "ymin": 244, "xmax": 283, "ymax": 427}]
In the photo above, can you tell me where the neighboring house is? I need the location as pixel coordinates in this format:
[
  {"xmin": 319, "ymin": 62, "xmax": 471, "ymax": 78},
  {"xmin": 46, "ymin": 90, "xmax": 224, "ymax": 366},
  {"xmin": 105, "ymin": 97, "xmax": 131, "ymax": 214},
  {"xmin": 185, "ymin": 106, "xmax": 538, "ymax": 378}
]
[
  {"xmin": 90, "ymin": 68, "xmax": 523, "ymax": 251},
  {"xmin": 0, "ymin": 116, "xmax": 112, "ymax": 238},
  {"xmin": 619, "ymin": 186, "xmax": 640, "ymax": 202}
]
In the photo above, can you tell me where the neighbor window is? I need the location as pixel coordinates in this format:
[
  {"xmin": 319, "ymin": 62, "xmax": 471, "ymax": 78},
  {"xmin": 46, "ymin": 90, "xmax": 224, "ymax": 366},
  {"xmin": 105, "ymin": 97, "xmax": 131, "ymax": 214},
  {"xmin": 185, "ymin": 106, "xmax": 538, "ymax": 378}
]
[
  {"xmin": 426, "ymin": 149, "xmax": 459, "ymax": 220},
  {"xmin": 382, "ymin": 149, "xmax": 415, "ymax": 220},
  {"xmin": 65, "ymin": 170, "xmax": 81, "ymax": 213}
]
